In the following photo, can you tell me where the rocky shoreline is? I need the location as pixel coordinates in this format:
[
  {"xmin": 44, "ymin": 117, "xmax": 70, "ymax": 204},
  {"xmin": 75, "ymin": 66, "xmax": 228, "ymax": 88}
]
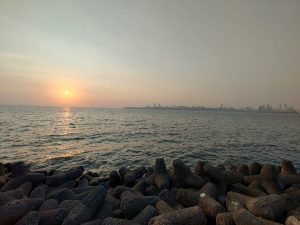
[{"xmin": 0, "ymin": 158, "xmax": 299, "ymax": 225}]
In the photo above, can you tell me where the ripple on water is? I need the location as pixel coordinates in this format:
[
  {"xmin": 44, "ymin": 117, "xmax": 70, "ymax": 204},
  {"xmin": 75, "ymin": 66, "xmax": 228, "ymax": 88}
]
[{"xmin": 1, "ymin": 106, "xmax": 300, "ymax": 173}]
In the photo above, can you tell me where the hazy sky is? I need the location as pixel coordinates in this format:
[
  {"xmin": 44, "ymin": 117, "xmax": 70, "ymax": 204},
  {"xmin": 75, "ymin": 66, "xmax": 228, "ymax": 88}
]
[{"xmin": 0, "ymin": 0, "xmax": 299, "ymax": 109}]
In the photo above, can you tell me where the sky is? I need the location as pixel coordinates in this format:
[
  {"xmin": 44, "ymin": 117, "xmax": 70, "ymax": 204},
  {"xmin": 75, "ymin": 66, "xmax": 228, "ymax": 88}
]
[{"xmin": 0, "ymin": 0, "xmax": 300, "ymax": 109}]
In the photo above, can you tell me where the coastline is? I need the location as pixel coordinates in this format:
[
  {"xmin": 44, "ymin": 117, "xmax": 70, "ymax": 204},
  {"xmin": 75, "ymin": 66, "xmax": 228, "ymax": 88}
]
[{"xmin": 0, "ymin": 158, "xmax": 299, "ymax": 225}]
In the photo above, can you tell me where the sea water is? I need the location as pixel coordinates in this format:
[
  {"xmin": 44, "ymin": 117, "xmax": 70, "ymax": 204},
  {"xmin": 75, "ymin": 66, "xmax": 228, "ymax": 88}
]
[{"xmin": 0, "ymin": 105, "xmax": 299, "ymax": 175}]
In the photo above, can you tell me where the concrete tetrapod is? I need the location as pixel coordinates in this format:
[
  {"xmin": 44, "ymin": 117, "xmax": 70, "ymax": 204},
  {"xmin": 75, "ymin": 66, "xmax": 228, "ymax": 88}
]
[
  {"xmin": 132, "ymin": 205, "xmax": 157, "ymax": 225},
  {"xmin": 149, "ymin": 206, "xmax": 207, "ymax": 225},
  {"xmin": 62, "ymin": 185, "xmax": 107, "ymax": 225},
  {"xmin": 176, "ymin": 188, "xmax": 200, "ymax": 207},
  {"xmin": 120, "ymin": 191, "xmax": 159, "ymax": 219},
  {"xmin": 45, "ymin": 168, "xmax": 83, "ymax": 187},
  {"xmin": 153, "ymin": 158, "xmax": 171, "ymax": 190},
  {"xmin": 15, "ymin": 211, "xmax": 40, "ymax": 225},
  {"xmin": 198, "ymin": 194, "xmax": 225, "ymax": 219},
  {"xmin": 280, "ymin": 160, "xmax": 297, "ymax": 175},
  {"xmin": 245, "ymin": 194, "xmax": 287, "ymax": 221},
  {"xmin": 102, "ymin": 217, "xmax": 139, "ymax": 225},
  {"xmin": 216, "ymin": 212, "xmax": 235, "ymax": 225},
  {"xmin": 39, "ymin": 209, "xmax": 68, "ymax": 225},
  {"xmin": 232, "ymin": 208, "xmax": 264, "ymax": 225},
  {"xmin": 173, "ymin": 159, "xmax": 205, "ymax": 189}
]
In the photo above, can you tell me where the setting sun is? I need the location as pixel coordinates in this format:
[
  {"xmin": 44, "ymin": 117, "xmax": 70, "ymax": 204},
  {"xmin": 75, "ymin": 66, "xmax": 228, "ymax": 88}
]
[{"xmin": 64, "ymin": 90, "xmax": 70, "ymax": 96}]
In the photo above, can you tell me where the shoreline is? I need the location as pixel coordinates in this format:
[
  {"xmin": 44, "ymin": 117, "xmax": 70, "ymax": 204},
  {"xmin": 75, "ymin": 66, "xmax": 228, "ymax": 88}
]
[{"xmin": 0, "ymin": 158, "xmax": 299, "ymax": 225}]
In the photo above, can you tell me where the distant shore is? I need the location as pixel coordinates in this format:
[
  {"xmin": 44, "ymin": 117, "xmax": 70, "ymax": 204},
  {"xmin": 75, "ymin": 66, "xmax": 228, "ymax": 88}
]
[
  {"xmin": 0, "ymin": 158, "xmax": 299, "ymax": 225},
  {"xmin": 124, "ymin": 105, "xmax": 299, "ymax": 114}
]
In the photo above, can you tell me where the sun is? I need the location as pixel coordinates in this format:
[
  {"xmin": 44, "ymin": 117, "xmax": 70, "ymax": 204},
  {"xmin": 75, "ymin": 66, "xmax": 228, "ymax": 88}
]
[{"xmin": 64, "ymin": 90, "xmax": 70, "ymax": 96}]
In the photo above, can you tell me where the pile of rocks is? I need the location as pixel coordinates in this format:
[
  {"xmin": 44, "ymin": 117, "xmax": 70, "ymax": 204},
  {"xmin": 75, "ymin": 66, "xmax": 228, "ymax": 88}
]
[{"xmin": 0, "ymin": 158, "xmax": 299, "ymax": 225}]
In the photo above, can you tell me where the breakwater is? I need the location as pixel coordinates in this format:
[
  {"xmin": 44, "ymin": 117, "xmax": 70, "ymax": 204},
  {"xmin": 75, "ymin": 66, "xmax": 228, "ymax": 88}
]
[{"xmin": 0, "ymin": 158, "xmax": 299, "ymax": 225}]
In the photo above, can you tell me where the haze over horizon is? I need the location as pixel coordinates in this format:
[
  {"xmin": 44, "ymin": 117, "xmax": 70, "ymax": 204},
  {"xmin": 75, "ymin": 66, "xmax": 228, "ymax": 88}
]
[{"xmin": 1, "ymin": 0, "xmax": 300, "ymax": 110}]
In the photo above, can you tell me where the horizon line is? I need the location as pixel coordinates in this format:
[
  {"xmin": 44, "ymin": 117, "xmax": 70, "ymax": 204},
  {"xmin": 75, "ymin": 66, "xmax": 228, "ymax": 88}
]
[{"xmin": 1, "ymin": 103, "xmax": 299, "ymax": 112}]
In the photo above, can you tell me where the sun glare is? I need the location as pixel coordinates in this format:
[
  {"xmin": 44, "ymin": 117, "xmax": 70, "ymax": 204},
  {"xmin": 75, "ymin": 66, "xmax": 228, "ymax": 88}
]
[{"xmin": 64, "ymin": 90, "xmax": 70, "ymax": 96}]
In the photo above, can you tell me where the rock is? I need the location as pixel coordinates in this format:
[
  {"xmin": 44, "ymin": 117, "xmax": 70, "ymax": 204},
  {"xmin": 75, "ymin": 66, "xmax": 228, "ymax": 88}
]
[
  {"xmin": 259, "ymin": 217, "xmax": 284, "ymax": 225},
  {"xmin": 173, "ymin": 159, "xmax": 205, "ymax": 188},
  {"xmin": 39, "ymin": 199, "xmax": 59, "ymax": 211},
  {"xmin": 248, "ymin": 180, "xmax": 264, "ymax": 191},
  {"xmin": 102, "ymin": 217, "xmax": 139, "ymax": 225},
  {"xmin": 176, "ymin": 188, "xmax": 199, "ymax": 207},
  {"xmin": 206, "ymin": 165, "xmax": 243, "ymax": 195},
  {"xmin": 0, "ymin": 192, "xmax": 15, "ymax": 206},
  {"xmin": 30, "ymin": 184, "xmax": 48, "ymax": 199},
  {"xmin": 132, "ymin": 179, "xmax": 147, "ymax": 194},
  {"xmin": 88, "ymin": 179, "xmax": 99, "ymax": 186},
  {"xmin": 232, "ymin": 208, "xmax": 264, "ymax": 225},
  {"xmin": 109, "ymin": 171, "xmax": 121, "ymax": 188},
  {"xmin": 132, "ymin": 205, "xmax": 157, "ymax": 225},
  {"xmin": 106, "ymin": 195, "xmax": 120, "ymax": 209},
  {"xmin": 114, "ymin": 186, "xmax": 143, "ymax": 199},
  {"xmin": 249, "ymin": 162, "xmax": 262, "ymax": 175},
  {"xmin": 4, "ymin": 187, "xmax": 24, "ymax": 199},
  {"xmin": 286, "ymin": 216, "xmax": 300, "ymax": 225},
  {"xmin": 281, "ymin": 160, "xmax": 297, "ymax": 175},
  {"xmin": 119, "ymin": 167, "xmax": 147, "ymax": 186},
  {"xmin": 155, "ymin": 200, "xmax": 174, "ymax": 214},
  {"xmin": 22, "ymin": 197, "xmax": 43, "ymax": 211},
  {"xmin": 244, "ymin": 175, "xmax": 261, "ymax": 185},
  {"xmin": 62, "ymin": 185, "xmax": 107, "ymax": 225},
  {"xmin": 120, "ymin": 191, "xmax": 159, "ymax": 219},
  {"xmin": 15, "ymin": 211, "xmax": 40, "ymax": 225},
  {"xmin": 58, "ymin": 200, "xmax": 82, "ymax": 212},
  {"xmin": 47, "ymin": 188, "xmax": 76, "ymax": 202},
  {"xmin": 94, "ymin": 197, "xmax": 116, "ymax": 221},
  {"xmin": 195, "ymin": 161, "xmax": 208, "ymax": 177},
  {"xmin": 261, "ymin": 180, "xmax": 282, "ymax": 194},
  {"xmin": 145, "ymin": 185, "xmax": 160, "ymax": 196},
  {"xmin": 236, "ymin": 164, "xmax": 249, "ymax": 176},
  {"xmin": 199, "ymin": 182, "xmax": 219, "ymax": 199},
  {"xmin": 225, "ymin": 191, "xmax": 251, "ymax": 212},
  {"xmin": 112, "ymin": 209, "xmax": 124, "ymax": 218},
  {"xmin": 0, "ymin": 162, "xmax": 7, "ymax": 187},
  {"xmin": 19, "ymin": 181, "xmax": 32, "ymax": 196},
  {"xmin": 9, "ymin": 162, "xmax": 30, "ymax": 177},
  {"xmin": 80, "ymin": 219, "xmax": 102, "ymax": 225},
  {"xmin": 159, "ymin": 189, "xmax": 177, "ymax": 207},
  {"xmin": 154, "ymin": 158, "xmax": 171, "ymax": 190},
  {"xmin": 1, "ymin": 173, "xmax": 45, "ymax": 191},
  {"xmin": 61, "ymin": 202, "xmax": 95, "ymax": 225},
  {"xmin": 0, "ymin": 175, "xmax": 7, "ymax": 188},
  {"xmin": 39, "ymin": 209, "xmax": 68, "ymax": 225},
  {"xmin": 78, "ymin": 178, "xmax": 89, "ymax": 187},
  {"xmin": 216, "ymin": 212, "xmax": 235, "ymax": 225},
  {"xmin": 0, "ymin": 162, "xmax": 5, "ymax": 175},
  {"xmin": 278, "ymin": 174, "xmax": 300, "ymax": 186},
  {"xmin": 245, "ymin": 194, "xmax": 286, "ymax": 221},
  {"xmin": 0, "ymin": 199, "xmax": 28, "ymax": 225},
  {"xmin": 46, "ymin": 168, "xmax": 83, "ymax": 186},
  {"xmin": 207, "ymin": 166, "xmax": 244, "ymax": 184},
  {"xmin": 198, "ymin": 194, "xmax": 225, "ymax": 219},
  {"xmin": 71, "ymin": 186, "xmax": 97, "ymax": 194},
  {"xmin": 260, "ymin": 164, "xmax": 278, "ymax": 181},
  {"xmin": 230, "ymin": 183, "xmax": 266, "ymax": 197},
  {"xmin": 149, "ymin": 206, "xmax": 207, "ymax": 225}
]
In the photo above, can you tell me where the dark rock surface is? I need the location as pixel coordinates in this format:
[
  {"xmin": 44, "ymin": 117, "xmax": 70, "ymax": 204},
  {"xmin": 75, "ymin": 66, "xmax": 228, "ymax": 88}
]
[{"xmin": 0, "ymin": 158, "xmax": 298, "ymax": 225}]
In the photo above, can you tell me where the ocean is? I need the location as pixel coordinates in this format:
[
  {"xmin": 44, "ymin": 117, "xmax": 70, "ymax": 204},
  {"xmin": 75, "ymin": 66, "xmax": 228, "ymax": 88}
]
[{"xmin": 0, "ymin": 105, "xmax": 299, "ymax": 175}]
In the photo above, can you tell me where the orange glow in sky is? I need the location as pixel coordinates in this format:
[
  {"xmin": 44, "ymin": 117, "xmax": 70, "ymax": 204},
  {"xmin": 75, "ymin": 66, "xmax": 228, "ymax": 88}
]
[{"xmin": 46, "ymin": 78, "xmax": 83, "ymax": 106}]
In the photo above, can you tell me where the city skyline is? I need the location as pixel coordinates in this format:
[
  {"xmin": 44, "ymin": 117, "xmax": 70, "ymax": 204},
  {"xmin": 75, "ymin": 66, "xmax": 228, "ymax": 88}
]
[
  {"xmin": 125, "ymin": 103, "xmax": 298, "ymax": 114},
  {"xmin": 1, "ymin": 1, "xmax": 300, "ymax": 110}
]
